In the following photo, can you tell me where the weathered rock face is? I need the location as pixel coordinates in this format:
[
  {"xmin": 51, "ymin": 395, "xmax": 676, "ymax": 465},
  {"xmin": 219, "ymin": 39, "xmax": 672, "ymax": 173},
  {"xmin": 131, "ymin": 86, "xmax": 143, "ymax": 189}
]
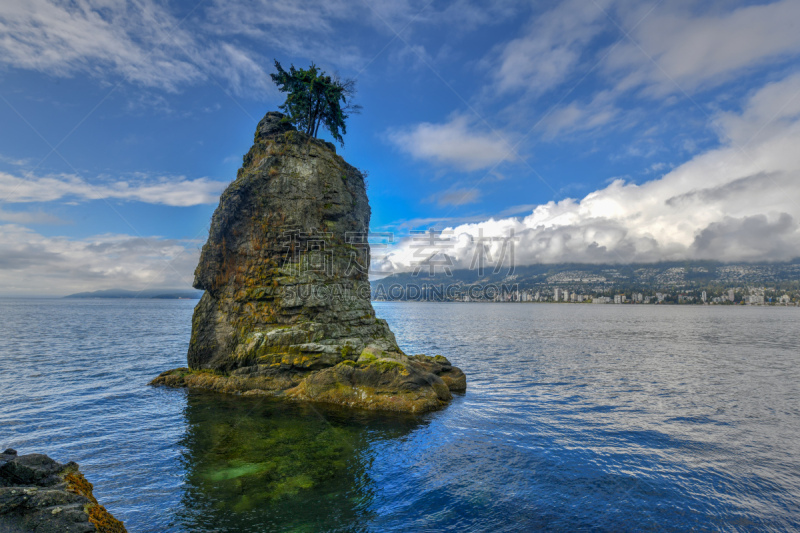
[
  {"xmin": 0, "ymin": 449, "xmax": 126, "ymax": 533},
  {"xmin": 151, "ymin": 112, "xmax": 465, "ymax": 413}
]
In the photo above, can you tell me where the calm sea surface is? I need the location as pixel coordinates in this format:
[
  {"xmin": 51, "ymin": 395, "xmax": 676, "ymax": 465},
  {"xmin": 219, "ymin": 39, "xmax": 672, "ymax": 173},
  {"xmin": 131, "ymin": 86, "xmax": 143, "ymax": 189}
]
[{"xmin": 1, "ymin": 299, "xmax": 799, "ymax": 532}]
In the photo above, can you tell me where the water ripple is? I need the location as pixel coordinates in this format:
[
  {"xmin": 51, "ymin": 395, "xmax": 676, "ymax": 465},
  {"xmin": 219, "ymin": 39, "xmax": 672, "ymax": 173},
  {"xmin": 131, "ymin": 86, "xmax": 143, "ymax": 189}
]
[{"xmin": 1, "ymin": 299, "xmax": 799, "ymax": 531}]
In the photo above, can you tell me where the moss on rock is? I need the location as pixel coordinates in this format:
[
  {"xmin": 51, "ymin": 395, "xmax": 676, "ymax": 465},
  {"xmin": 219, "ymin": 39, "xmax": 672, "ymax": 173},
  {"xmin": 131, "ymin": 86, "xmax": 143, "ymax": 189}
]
[{"xmin": 150, "ymin": 111, "xmax": 465, "ymax": 413}]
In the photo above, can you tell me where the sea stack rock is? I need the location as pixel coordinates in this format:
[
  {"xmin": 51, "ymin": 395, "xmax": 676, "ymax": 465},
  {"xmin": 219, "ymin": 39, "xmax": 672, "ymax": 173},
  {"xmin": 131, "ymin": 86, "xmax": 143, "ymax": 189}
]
[
  {"xmin": 0, "ymin": 449, "xmax": 126, "ymax": 533},
  {"xmin": 152, "ymin": 112, "xmax": 465, "ymax": 412}
]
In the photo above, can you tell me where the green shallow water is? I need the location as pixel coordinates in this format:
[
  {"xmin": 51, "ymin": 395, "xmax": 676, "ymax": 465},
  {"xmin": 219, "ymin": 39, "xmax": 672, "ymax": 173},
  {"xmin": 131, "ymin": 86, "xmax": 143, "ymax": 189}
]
[{"xmin": 175, "ymin": 392, "xmax": 426, "ymax": 532}]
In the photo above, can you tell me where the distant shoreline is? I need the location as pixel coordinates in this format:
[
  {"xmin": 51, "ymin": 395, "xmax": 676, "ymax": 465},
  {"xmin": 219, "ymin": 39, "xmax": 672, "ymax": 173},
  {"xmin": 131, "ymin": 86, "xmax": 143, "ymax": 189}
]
[
  {"xmin": 371, "ymin": 299, "xmax": 799, "ymax": 307},
  {"xmin": 63, "ymin": 288, "xmax": 203, "ymax": 300}
]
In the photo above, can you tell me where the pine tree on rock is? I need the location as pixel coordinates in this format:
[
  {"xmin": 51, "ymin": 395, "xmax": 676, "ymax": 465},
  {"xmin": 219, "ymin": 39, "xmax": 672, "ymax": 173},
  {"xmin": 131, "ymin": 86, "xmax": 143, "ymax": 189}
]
[{"xmin": 270, "ymin": 60, "xmax": 361, "ymax": 146}]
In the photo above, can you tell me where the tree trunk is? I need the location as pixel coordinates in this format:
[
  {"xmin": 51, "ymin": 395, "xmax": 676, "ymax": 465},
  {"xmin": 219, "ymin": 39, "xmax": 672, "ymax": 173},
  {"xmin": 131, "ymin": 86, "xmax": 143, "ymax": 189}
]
[{"xmin": 308, "ymin": 97, "xmax": 320, "ymax": 136}]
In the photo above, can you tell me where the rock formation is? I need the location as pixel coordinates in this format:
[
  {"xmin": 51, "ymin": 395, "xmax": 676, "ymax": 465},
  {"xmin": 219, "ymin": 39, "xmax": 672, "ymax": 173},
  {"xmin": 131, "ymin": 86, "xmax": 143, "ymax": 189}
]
[
  {"xmin": 151, "ymin": 112, "xmax": 465, "ymax": 413},
  {"xmin": 0, "ymin": 449, "xmax": 126, "ymax": 533}
]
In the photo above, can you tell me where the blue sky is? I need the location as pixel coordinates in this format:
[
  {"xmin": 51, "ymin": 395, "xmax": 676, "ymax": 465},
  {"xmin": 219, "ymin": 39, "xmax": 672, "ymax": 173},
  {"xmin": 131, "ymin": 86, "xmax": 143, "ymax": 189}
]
[{"xmin": 1, "ymin": 0, "xmax": 800, "ymax": 295}]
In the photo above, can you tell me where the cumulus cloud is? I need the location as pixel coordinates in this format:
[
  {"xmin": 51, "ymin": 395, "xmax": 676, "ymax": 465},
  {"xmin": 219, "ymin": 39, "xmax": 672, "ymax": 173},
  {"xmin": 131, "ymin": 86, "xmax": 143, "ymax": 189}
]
[
  {"xmin": 0, "ymin": 172, "xmax": 226, "ymax": 206},
  {"xmin": 374, "ymin": 73, "xmax": 800, "ymax": 273},
  {"xmin": 606, "ymin": 0, "xmax": 800, "ymax": 97},
  {"xmin": 690, "ymin": 213, "xmax": 797, "ymax": 262},
  {"xmin": 0, "ymin": 224, "xmax": 199, "ymax": 296},
  {"xmin": 388, "ymin": 115, "xmax": 516, "ymax": 171}
]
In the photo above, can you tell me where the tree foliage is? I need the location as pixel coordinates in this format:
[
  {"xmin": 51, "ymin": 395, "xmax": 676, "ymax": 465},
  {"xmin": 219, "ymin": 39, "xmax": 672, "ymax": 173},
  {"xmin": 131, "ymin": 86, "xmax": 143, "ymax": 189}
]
[{"xmin": 270, "ymin": 60, "xmax": 361, "ymax": 146}]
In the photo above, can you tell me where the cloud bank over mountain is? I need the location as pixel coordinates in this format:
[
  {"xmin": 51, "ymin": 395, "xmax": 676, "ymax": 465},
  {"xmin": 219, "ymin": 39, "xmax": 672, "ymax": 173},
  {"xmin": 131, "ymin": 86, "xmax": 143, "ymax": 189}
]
[{"xmin": 375, "ymin": 73, "xmax": 800, "ymax": 273}]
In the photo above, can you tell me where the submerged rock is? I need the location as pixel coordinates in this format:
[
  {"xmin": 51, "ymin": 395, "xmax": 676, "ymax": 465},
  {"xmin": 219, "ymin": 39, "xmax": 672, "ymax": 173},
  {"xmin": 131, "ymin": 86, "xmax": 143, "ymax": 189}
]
[
  {"xmin": 0, "ymin": 449, "xmax": 126, "ymax": 533},
  {"xmin": 151, "ymin": 112, "xmax": 465, "ymax": 413}
]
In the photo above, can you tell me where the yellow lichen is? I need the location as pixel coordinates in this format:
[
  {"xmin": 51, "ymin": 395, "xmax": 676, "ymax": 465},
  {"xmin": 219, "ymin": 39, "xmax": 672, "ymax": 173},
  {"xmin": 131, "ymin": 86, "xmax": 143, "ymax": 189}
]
[{"xmin": 64, "ymin": 472, "xmax": 127, "ymax": 533}]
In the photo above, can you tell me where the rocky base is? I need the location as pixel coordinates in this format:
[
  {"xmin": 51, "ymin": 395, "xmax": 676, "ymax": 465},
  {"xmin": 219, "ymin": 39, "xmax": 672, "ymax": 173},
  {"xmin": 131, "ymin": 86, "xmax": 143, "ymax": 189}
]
[
  {"xmin": 152, "ymin": 353, "xmax": 466, "ymax": 413},
  {"xmin": 0, "ymin": 449, "xmax": 126, "ymax": 533}
]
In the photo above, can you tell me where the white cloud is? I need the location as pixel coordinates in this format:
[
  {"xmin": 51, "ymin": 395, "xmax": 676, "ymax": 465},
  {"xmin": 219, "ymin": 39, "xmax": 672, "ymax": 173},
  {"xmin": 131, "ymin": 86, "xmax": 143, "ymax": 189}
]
[
  {"xmin": 0, "ymin": 208, "xmax": 65, "ymax": 225},
  {"xmin": 0, "ymin": 154, "xmax": 30, "ymax": 166},
  {"xmin": 0, "ymin": 0, "xmax": 203, "ymax": 91},
  {"xmin": 478, "ymin": 0, "xmax": 800, "ymax": 144},
  {"xmin": 491, "ymin": 0, "xmax": 608, "ymax": 96},
  {"xmin": 388, "ymin": 115, "xmax": 516, "ymax": 171},
  {"xmin": 606, "ymin": 0, "xmax": 800, "ymax": 97},
  {"xmin": 0, "ymin": 0, "xmax": 292, "ymax": 97},
  {"xmin": 714, "ymin": 72, "xmax": 800, "ymax": 146},
  {"xmin": 0, "ymin": 172, "xmax": 227, "ymax": 206},
  {"xmin": 205, "ymin": 42, "xmax": 275, "ymax": 98},
  {"xmin": 0, "ymin": 224, "xmax": 199, "ymax": 296},
  {"xmin": 496, "ymin": 204, "xmax": 539, "ymax": 217},
  {"xmin": 203, "ymin": 0, "xmax": 363, "ymax": 69},
  {"xmin": 375, "ymin": 73, "xmax": 800, "ymax": 272},
  {"xmin": 0, "ymin": 0, "xmax": 517, "ymax": 97},
  {"xmin": 540, "ymin": 91, "xmax": 619, "ymax": 138},
  {"xmin": 428, "ymin": 188, "xmax": 481, "ymax": 207}
]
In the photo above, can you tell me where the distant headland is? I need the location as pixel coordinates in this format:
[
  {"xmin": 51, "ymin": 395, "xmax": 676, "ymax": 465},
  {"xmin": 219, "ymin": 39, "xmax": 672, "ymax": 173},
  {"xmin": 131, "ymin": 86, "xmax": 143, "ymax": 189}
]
[{"xmin": 64, "ymin": 289, "xmax": 203, "ymax": 299}]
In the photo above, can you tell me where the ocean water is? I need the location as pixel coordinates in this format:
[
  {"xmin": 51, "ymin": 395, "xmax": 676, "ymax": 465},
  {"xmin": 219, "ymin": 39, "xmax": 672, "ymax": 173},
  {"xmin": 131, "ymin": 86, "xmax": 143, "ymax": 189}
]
[{"xmin": 1, "ymin": 299, "xmax": 799, "ymax": 532}]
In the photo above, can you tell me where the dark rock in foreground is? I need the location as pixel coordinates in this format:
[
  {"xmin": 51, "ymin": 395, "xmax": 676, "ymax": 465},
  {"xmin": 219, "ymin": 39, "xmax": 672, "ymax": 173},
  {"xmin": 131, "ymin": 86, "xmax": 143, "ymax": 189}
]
[
  {"xmin": 151, "ymin": 112, "xmax": 465, "ymax": 413},
  {"xmin": 0, "ymin": 449, "xmax": 126, "ymax": 533}
]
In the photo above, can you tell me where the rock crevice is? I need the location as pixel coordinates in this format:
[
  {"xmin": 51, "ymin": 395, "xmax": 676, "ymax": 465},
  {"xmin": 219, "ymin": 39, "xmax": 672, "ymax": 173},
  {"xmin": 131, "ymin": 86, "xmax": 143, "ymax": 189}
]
[{"xmin": 152, "ymin": 112, "xmax": 465, "ymax": 413}]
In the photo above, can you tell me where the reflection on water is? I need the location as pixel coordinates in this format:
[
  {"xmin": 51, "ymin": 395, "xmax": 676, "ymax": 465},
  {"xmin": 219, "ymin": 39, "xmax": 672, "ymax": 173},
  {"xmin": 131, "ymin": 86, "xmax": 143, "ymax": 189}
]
[
  {"xmin": 175, "ymin": 391, "xmax": 424, "ymax": 533},
  {"xmin": 2, "ymin": 299, "xmax": 800, "ymax": 531}
]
